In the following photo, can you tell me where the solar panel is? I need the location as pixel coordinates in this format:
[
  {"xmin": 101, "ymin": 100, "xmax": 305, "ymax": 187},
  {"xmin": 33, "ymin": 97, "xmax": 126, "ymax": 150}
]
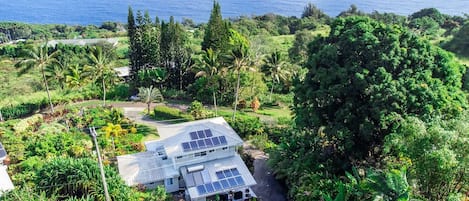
[
  {"xmin": 182, "ymin": 133, "xmax": 229, "ymax": 152},
  {"xmin": 231, "ymin": 168, "xmax": 240, "ymax": 176},
  {"xmin": 197, "ymin": 130, "xmax": 205, "ymax": 138},
  {"xmin": 216, "ymin": 171, "xmax": 225, "ymax": 179},
  {"xmin": 219, "ymin": 136, "xmax": 227, "ymax": 145},
  {"xmin": 205, "ymin": 139, "xmax": 213, "ymax": 147},
  {"xmin": 212, "ymin": 137, "xmax": 220, "ymax": 145},
  {"xmin": 205, "ymin": 183, "xmax": 215, "ymax": 193},
  {"xmin": 190, "ymin": 132, "xmax": 198, "ymax": 140},
  {"xmin": 195, "ymin": 175, "xmax": 246, "ymax": 195},
  {"xmin": 205, "ymin": 129, "xmax": 213, "ymax": 137},
  {"xmin": 235, "ymin": 176, "xmax": 245, "ymax": 185},
  {"xmin": 220, "ymin": 179, "xmax": 229, "ymax": 188},
  {"xmin": 197, "ymin": 139, "xmax": 206, "ymax": 148},
  {"xmin": 223, "ymin": 169, "xmax": 233, "ymax": 178},
  {"xmin": 182, "ymin": 142, "xmax": 191, "ymax": 151},
  {"xmin": 228, "ymin": 178, "xmax": 237, "ymax": 187},
  {"xmin": 213, "ymin": 181, "xmax": 222, "ymax": 191},
  {"xmin": 197, "ymin": 185, "xmax": 206, "ymax": 194},
  {"xmin": 190, "ymin": 141, "xmax": 198, "ymax": 149}
]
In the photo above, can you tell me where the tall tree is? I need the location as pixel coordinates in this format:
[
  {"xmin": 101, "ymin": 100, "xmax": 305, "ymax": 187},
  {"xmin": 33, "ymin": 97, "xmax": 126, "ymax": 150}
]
[
  {"xmin": 138, "ymin": 85, "xmax": 163, "ymax": 114},
  {"xmin": 261, "ymin": 50, "xmax": 290, "ymax": 102},
  {"xmin": 128, "ymin": 9, "xmax": 161, "ymax": 87},
  {"xmin": 195, "ymin": 48, "xmax": 221, "ymax": 115},
  {"xmin": 85, "ymin": 46, "xmax": 119, "ymax": 106},
  {"xmin": 15, "ymin": 44, "xmax": 59, "ymax": 113},
  {"xmin": 294, "ymin": 16, "xmax": 466, "ymax": 169},
  {"xmin": 127, "ymin": 6, "xmax": 138, "ymax": 83},
  {"xmin": 228, "ymin": 44, "xmax": 252, "ymax": 120},
  {"xmin": 201, "ymin": 1, "xmax": 231, "ymax": 53}
]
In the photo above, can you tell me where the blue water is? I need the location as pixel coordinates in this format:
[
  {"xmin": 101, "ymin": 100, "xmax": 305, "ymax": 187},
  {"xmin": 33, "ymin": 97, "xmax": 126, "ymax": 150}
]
[{"xmin": 0, "ymin": 0, "xmax": 467, "ymax": 25}]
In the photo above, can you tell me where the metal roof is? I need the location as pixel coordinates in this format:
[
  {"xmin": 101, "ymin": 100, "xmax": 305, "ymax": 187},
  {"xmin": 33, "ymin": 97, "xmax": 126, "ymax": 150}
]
[
  {"xmin": 116, "ymin": 151, "xmax": 177, "ymax": 186},
  {"xmin": 147, "ymin": 117, "xmax": 244, "ymax": 158},
  {"xmin": 182, "ymin": 154, "xmax": 257, "ymax": 199}
]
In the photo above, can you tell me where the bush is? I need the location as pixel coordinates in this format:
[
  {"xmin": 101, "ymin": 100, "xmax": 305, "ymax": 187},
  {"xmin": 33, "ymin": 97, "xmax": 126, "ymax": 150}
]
[
  {"xmin": 107, "ymin": 83, "xmax": 130, "ymax": 100},
  {"xmin": 226, "ymin": 114, "xmax": 264, "ymax": 138},
  {"xmin": 188, "ymin": 101, "xmax": 212, "ymax": 120}
]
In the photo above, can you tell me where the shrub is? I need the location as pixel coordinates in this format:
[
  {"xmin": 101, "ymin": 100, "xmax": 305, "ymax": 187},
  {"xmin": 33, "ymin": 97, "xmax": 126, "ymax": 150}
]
[
  {"xmin": 107, "ymin": 83, "xmax": 130, "ymax": 100},
  {"xmin": 226, "ymin": 114, "xmax": 264, "ymax": 138},
  {"xmin": 188, "ymin": 101, "xmax": 208, "ymax": 120}
]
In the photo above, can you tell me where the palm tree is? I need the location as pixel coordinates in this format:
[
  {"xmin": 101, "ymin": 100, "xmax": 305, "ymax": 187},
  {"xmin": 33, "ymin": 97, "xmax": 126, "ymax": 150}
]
[
  {"xmin": 228, "ymin": 44, "xmax": 253, "ymax": 121},
  {"xmin": 138, "ymin": 85, "xmax": 163, "ymax": 114},
  {"xmin": 66, "ymin": 64, "xmax": 88, "ymax": 89},
  {"xmin": 195, "ymin": 48, "xmax": 220, "ymax": 115},
  {"xmin": 45, "ymin": 57, "xmax": 69, "ymax": 90},
  {"xmin": 261, "ymin": 50, "xmax": 290, "ymax": 102},
  {"xmin": 15, "ymin": 44, "xmax": 60, "ymax": 113},
  {"xmin": 85, "ymin": 46, "xmax": 118, "ymax": 106}
]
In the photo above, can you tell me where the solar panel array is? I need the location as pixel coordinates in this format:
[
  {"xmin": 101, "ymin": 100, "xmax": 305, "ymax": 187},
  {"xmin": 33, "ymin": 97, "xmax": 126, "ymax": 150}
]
[
  {"xmin": 182, "ymin": 129, "xmax": 228, "ymax": 152},
  {"xmin": 196, "ymin": 168, "xmax": 245, "ymax": 195}
]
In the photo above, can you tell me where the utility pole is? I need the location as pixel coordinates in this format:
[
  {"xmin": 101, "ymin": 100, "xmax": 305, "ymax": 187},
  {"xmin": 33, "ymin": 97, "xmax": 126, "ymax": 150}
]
[{"xmin": 89, "ymin": 127, "xmax": 111, "ymax": 201}]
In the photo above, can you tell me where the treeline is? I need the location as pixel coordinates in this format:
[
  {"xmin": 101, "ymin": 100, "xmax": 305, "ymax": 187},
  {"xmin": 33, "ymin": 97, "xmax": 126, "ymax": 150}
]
[{"xmin": 0, "ymin": 21, "xmax": 125, "ymax": 43}]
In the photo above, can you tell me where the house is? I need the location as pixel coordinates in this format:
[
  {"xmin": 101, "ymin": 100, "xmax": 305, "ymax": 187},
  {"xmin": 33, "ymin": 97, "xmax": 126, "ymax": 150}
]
[
  {"xmin": 117, "ymin": 117, "xmax": 257, "ymax": 201},
  {"xmin": 0, "ymin": 142, "xmax": 14, "ymax": 196}
]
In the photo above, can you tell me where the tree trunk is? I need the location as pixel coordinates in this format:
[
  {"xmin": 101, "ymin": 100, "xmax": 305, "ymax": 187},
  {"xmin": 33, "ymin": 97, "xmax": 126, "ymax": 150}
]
[
  {"xmin": 42, "ymin": 66, "xmax": 55, "ymax": 113},
  {"xmin": 102, "ymin": 78, "xmax": 106, "ymax": 106},
  {"xmin": 270, "ymin": 81, "xmax": 275, "ymax": 102},
  {"xmin": 213, "ymin": 91, "xmax": 218, "ymax": 116},
  {"xmin": 232, "ymin": 71, "xmax": 241, "ymax": 121},
  {"xmin": 0, "ymin": 110, "xmax": 3, "ymax": 121},
  {"xmin": 179, "ymin": 68, "xmax": 183, "ymax": 91},
  {"xmin": 147, "ymin": 102, "xmax": 151, "ymax": 115}
]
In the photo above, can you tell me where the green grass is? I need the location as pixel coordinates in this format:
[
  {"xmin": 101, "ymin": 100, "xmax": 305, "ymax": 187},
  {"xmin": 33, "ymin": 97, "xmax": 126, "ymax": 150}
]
[
  {"xmin": 457, "ymin": 56, "xmax": 469, "ymax": 66},
  {"xmin": 0, "ymin": 59, "xmax": 43, "ymax": 98}
]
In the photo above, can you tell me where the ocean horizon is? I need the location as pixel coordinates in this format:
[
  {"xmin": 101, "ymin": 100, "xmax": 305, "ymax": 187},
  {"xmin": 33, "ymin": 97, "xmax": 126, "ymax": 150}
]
[{"xmin": 0, "ymin": 0, "xmax": 467, "ymax": 25}]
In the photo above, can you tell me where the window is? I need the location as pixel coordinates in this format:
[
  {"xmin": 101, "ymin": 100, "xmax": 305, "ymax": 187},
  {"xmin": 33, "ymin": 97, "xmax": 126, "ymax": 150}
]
[{"xmin": 167, "ymin": 178, "xmax": 173, "ymax": 185}]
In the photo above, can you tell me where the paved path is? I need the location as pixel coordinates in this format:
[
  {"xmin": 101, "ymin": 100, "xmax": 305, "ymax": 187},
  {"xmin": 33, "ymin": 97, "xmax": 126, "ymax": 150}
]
[
  {"xmin": 243, "ymin": 143, "xmax": 288, "ymax": 201},
  {"xmin": 121, "ymin": 106, "xmax": 169, "ymax": 127}
]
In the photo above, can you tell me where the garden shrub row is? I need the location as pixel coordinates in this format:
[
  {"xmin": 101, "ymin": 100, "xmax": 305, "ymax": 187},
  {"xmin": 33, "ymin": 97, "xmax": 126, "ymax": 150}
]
[
  {"xmin": 0, "ymin": 86, "xmax": 100, "ymax": 120},
  {"xmin": 152, "ymin": 105, "xmax": 194, "ymax": 122}
]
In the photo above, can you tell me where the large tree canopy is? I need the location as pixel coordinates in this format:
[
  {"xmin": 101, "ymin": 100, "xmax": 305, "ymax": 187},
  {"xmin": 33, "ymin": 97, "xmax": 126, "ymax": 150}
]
[{"xmin": 294, "ymin": 16, "xmax": 467, "ymax": 166}]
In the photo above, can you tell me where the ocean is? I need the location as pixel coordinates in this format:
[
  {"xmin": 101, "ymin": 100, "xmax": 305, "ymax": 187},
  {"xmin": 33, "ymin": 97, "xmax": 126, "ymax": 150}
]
[{"xmin": 0, "ymin": 0, "xmax": 468, "ymax": 25}]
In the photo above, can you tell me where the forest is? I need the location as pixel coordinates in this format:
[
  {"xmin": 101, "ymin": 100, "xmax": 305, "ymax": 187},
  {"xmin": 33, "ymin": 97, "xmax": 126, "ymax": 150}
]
[{"xmin": 0, "ymin": 2, "xmax": 468, "ymax": 201}]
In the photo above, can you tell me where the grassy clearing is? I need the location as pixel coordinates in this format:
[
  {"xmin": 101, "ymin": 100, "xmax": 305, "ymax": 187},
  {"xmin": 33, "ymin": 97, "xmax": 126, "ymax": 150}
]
[{"xmin": 0, "ymin": 59, "xmax": 43, "ymax": 97}]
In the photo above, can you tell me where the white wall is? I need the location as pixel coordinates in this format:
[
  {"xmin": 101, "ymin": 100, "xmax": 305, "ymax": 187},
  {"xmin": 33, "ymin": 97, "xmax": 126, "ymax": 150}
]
[{"xmin": 165, "ymin": 176, "xmax": 180, "ymax": 193}]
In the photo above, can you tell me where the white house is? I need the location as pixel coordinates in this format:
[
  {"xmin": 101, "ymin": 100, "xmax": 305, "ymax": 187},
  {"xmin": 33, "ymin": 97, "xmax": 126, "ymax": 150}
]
[
  {"xmin": 0, "ymin": 142, "xmax": 14, "ymax": 196},
  {"xmin": 117, "ymin": 117, "xmax": 257, "ymax": 201}
]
